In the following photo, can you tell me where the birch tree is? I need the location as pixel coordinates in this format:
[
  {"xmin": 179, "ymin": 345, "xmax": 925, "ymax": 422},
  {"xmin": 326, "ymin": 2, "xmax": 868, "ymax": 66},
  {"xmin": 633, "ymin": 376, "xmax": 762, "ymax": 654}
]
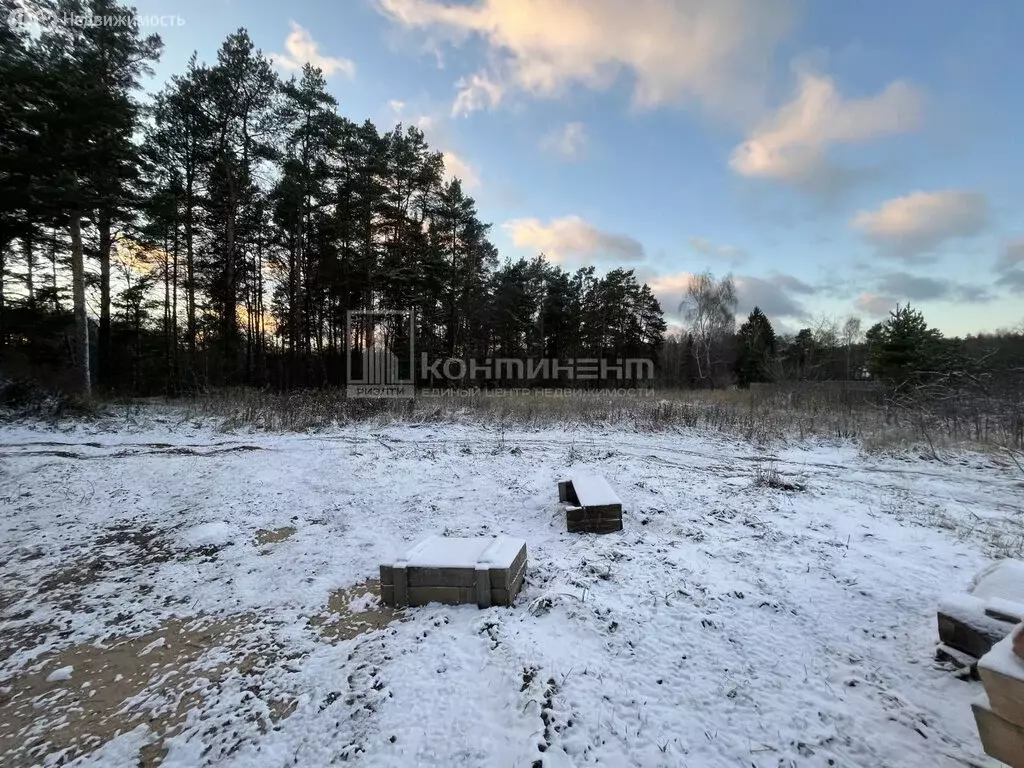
[{"xmin": 679, "ymin": 271, "xmax": 737, "ymax": 385}]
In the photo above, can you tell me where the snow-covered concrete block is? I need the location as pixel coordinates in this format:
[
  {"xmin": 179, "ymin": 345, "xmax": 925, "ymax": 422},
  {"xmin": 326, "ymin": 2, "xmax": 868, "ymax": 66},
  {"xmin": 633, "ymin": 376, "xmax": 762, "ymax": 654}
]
[
  {"xmin": 980, "ymin": 626, "xmax": 1024, "ymax": 729},
  {"xmin": 973, "ymin": 560, "xmax": 1024, "ymax": 604},
  {"xmin": 558, "ymin": 474, "xmax": 622, "ymax": 534},
  {"xmin": 987, "ymin": 597, "xmax": 1024, "ymax": 624},
  {"xmin": 937, "ymin": 594, "xmax": 1016, "ymax": 660},
  {"xmin": 972, "ymin": 693, "xmax": 1024, "ymax": 767},
  {"xmin": 380, "ymin": 535, "xmax": 527, "ymax": 608},
  {"xmin": 565, "ymin": 506, "xmax": 623, "ymax": 534},
  {"xmin": 937, "ymin": 560, "xmax": 1024, "ymax": 661}
]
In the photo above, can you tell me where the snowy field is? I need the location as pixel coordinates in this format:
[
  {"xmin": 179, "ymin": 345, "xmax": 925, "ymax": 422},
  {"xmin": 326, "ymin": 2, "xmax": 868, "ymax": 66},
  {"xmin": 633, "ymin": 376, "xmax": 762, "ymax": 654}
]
[{"xmin": 1, "ymin": 415, "xmax": 1023, "ymax": 767}]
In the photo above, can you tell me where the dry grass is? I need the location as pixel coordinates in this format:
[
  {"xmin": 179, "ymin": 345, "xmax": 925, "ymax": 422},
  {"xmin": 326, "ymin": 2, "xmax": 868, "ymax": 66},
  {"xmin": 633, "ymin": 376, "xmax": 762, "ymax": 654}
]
[
  {"xmin": 110, "ymin": 383, "xmax": 1024, "ymax": 453},
  {"xmin": 752, "ymin": 461, "xmax": 807, "ymax": 492}
]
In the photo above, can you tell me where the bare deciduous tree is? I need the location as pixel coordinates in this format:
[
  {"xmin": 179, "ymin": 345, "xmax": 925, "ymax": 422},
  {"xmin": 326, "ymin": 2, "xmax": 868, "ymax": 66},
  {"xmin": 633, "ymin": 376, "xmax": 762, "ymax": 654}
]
[
  {"xmin": 842, "ymin": 316, "xmax": 863, "ymax": 379},
  {"xmin": 679, "ymin": 271, "xmax": 737, "ymax": 385}
]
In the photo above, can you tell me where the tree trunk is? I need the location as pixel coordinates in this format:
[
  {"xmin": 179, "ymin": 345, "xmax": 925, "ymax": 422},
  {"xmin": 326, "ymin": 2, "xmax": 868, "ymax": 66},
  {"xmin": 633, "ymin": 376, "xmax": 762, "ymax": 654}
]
[
  {"xmin": 0, "ymin": 240, "xmax": 6, "ymax": 353},
  {"xmin": 255, "ymin": 228, "xmax": 265, "ymax": 386},
  {"xmin": 69, "ymin": 213, "xmax": 91, "ymax": 395},
  {"xmin": 171, "ymin": 216, "xmax": 179, "ymax": 393},
  {"xmin": 163, "ymin": 225, "xmax": 172, "ymax": 392},
  {"xmin": 50, "ymin": 227, "xmax": 59, "ymax": 311},
  {"xmin": 223, "ymin": 181, "xmax": 237, "ymax": 383},
  {"xmin": 185, "ymin": 170, "xmax": 197, "ymax": 368},
  {"xmin": 98, "ymin": 212, "xmax": 112, "ymax": 384},
  {"xmin": 23, "ymin": 234, "xmax": 34, "ymax": 307}
]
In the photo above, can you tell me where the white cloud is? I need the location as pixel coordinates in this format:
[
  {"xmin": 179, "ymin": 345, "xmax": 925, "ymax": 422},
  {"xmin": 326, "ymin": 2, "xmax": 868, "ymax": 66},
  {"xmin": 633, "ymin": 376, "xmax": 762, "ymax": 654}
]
[
  {"xmin": 377, "ymin": 0, "xmax": 793, "ymax": 118},
  {"xmin": 442, "ymin": 150, "xmax": 480, "ymax": 189},
  {"xmin": 502, "ymin": 215, "xmax": 644, "ymax": 264},
  {"xmin": 648, "ymin": 271, "xmax": 698, "ymax": 293},
  {"xmin": 851, "ymin": 190, "xmax": 988, "ymax": 259},
  {"xmin": 647, "ymin": 272, "xmax": 698, "ymax": 317},
  {"xmin": 452, "ymin": 72, "xmax": 504, "ymax": 116},
  {"xmin": 541, "ymin": 122, "xmax": 587, "ymax": 160},
  {"xmin": 388, "ymin": 99, "xmax": 406, "ymax": 114},
  {"xmin": 272, "ymin": 21, "xmax": 356, "ymax": 78},
  {"xmin": 730, "ymin": 72, "xmax": 922, "ymax": 193},
  {"xmin": 855, "ymin": 293, "xmax": 895, "ymax": 317},
  {"xmin": 688, "ymin": 237, "xmax": 747, "ymax": 265},
  {"xmin": 413, "ymin": 114, "xmax": 437, "ymax": 132}
]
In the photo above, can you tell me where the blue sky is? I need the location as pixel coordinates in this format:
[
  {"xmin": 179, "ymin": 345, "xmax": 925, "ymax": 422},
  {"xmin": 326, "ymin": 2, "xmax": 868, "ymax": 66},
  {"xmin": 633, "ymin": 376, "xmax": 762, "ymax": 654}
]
[{"xmin": 134, "ymin": 0, "xmax": 1024, "ymax": 336}]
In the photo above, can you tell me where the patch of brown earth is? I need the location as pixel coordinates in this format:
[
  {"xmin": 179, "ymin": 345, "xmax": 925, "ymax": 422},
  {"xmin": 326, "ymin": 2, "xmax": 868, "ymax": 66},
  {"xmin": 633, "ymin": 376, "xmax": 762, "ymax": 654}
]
[
  {"xmin": 0, "ymin": 578, "xmax": 398, "ymax": 766},
  {"xmin": 0, "ymin": 614, "xmax": 293, "ymax": 767},
  {"xmin": 254, "ymin": 526, "xmax": 296, "ymax": 547},
  {"xmin": 309, "ymin": 578, "xmax": 402, "ymax": 642}
]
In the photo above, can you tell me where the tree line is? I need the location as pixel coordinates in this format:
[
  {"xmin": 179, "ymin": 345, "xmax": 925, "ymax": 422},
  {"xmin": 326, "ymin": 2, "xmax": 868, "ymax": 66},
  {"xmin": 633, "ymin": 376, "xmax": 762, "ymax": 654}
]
[
  {"xmin": 0, "ymin": 0, "xmax": 666, "ymax": 395},
  {"xmin": 662, "ymin": 271, "xmax": 1023, "ymax": 419},
  {"xmin": 1, "ymin": 1, "xmax": 1020, "ymax": 402}
]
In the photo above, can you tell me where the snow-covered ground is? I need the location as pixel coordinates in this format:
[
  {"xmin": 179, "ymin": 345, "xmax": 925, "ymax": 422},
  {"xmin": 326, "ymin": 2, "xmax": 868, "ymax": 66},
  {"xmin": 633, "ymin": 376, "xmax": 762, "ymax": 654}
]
[{"xmin": 1, "ymin": 416, "xmax": 1022, "ymax": 767}]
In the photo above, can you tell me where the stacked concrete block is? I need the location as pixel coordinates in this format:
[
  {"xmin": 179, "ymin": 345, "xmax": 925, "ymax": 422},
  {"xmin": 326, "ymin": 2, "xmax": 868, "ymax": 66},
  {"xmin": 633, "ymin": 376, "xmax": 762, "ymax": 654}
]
[
  {"xmin": 559, "ymin": 474, "xmax": 623, "ymax": 534},
  {"xmin": 974, "ymin": 626, "xmax": 1024, "ymax": 767},
  {"xmin": 973, "ymin": 698, "xmax": 1024, "ymax": 768},
  {"xmin": 380, "ymin": 535, "xmax": 527, "ymax": 608}
]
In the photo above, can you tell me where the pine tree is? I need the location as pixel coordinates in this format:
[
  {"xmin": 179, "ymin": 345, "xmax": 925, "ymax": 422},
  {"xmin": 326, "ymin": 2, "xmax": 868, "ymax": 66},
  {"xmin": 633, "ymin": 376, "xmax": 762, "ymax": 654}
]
[
  {"xmin": 783, "ymin": 328, "xmax": 817, "ymax": 380},
  {"xmin": 74, "ymin": 0, "xmax": 162, "ymax": 385},
  {"xmin": 735, "ymin": 306, "xmax": 776, "ymax": 387},
  {"xmin": 148, "ymin": 56, "xmax": 213, "ymax": 378},
  {"xmin": 202, "ymin": 30, "xmax": 278, "ymax": 384},
  {"xmin": 430, "ymin": 179, "xmax": 496, "ymax": 358},
  {"xmin": 0, "ymin": 2, "xmax": 42, "ymax": 349},
  {"xmin": 867, "ymin": 304, "xmax": 944, "ymax": 389}
]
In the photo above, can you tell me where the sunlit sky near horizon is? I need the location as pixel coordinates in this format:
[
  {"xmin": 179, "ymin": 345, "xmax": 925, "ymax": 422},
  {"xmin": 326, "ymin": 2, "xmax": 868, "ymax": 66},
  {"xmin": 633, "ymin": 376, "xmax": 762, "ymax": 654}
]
[{"xmin": 132, "ymin": 0, "xmax": 1023, "ymax": 337}]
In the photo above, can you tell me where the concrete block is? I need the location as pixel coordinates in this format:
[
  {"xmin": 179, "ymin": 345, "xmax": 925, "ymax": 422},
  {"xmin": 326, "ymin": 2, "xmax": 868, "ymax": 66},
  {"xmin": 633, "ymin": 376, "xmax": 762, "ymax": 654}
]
[
  {"xmin": 476, "ymin": 565, "xmax": 491, "ymax": 608},
  {"xmin": 559, "ymin": 475, "xmax": 623, "ymax": 534},
  {"xmin": 981, "ymin": 663, "xmax": 1024, "ymax": 727},
  {"xmin": 393, "ymin": 565, "xmax": 408, "ymax": 607},
  {"xmin": 380, "ymin": 536, "xmax": 527, "ymax": 608},
  {"xmin": 973, "ymin": 695, "xmax": 1024, "ymax": 767}
]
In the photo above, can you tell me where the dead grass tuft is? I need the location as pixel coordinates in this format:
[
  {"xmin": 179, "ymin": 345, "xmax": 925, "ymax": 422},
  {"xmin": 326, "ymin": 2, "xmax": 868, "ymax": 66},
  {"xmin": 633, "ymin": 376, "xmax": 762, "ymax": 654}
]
[{"xmin": 753, "ymin": 462, "xmax": 807, "ymax": 492}]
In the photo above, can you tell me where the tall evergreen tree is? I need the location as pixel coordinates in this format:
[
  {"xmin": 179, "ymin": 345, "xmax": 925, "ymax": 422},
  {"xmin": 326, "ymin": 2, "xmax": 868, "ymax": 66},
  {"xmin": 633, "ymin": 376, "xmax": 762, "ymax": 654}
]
[
  {"xmin": 735, "ymin": 306, "xmax": 776, "ymax": 387},
  {"xmin": 867, "ymin": 304, "xmax": 945, "ymax": 389},
  {"xmin": 75, "ymin": 0, "xmax": 161, "ymax": 385},
  {"xmin": 202, "ymin": 30, "xmax": 277, "ymax": 383}
]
